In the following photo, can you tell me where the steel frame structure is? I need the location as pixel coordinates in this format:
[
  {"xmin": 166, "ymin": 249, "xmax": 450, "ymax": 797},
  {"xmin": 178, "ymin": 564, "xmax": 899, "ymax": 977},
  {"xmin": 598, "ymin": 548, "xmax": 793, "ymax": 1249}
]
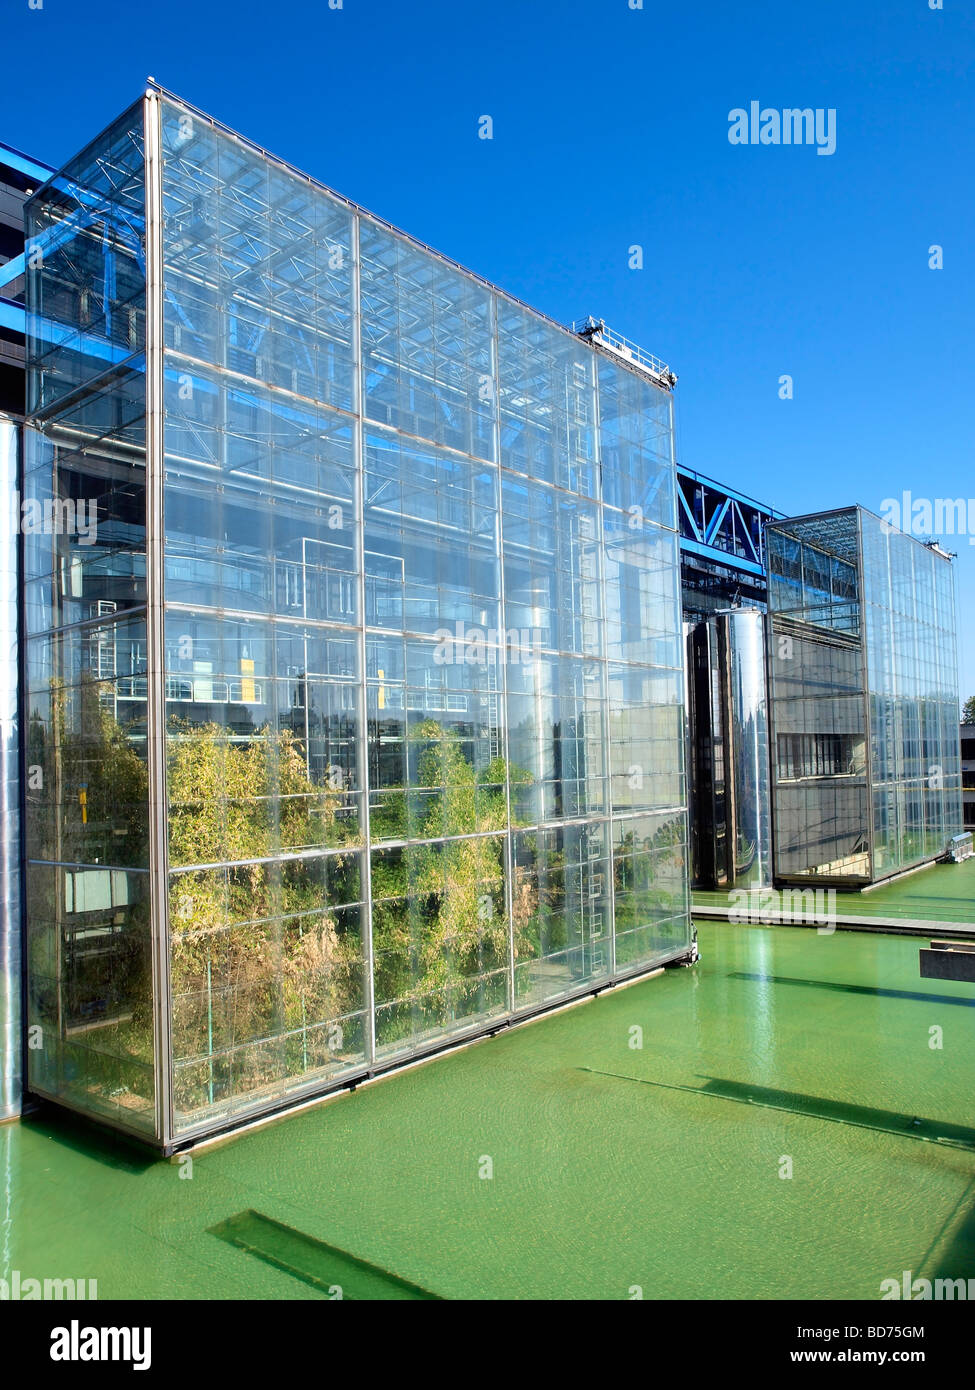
[
  {"xmin": 20, "ymin": 89, "xmax": 693, "ymax": 1150},
  {"xmin": 677, "ymin": 466, "xmax": 775, "ymax": 580}
]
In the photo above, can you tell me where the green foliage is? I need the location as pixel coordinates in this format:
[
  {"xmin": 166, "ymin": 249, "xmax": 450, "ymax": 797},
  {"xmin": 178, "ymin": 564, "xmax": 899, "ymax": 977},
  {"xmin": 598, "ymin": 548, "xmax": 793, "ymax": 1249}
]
[
  {"xmin": 168, "ymin": 717, "xmax": 541, "ymax": 1103},
  {"xmin": 370, "ymin": 723, "xmax": 527, "ymax": 1038},
  {"xmin": 27, "ymin": 675, "xmax": 150, "ymax": 866},
  {"xmin": 167, "ymin": 718, "xmax": 357, "ymax": 865},
  {"xmin": 962, "ymin": 695, "xmax": 975, "ymax": 725},
  {"xmin": 167, "ymin": 719, "xmax": 364, "ymax": 1110},
  {"xmin": 26, "ymin": 678, "xmax": 154, "ymax": 1111},
  {"xmin": 36, "ymin": 688, "xmax": 685, "ymax": 1113},
  {"xmin": 369, "ymin": 788, "xmax": 407, "ymax": 841}
]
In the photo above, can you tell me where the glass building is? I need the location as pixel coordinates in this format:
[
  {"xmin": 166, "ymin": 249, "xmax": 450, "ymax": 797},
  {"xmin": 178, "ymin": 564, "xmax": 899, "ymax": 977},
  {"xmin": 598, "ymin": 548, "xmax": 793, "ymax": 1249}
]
[
  {"xmin": 21, "ymin": 90, "xmax": 691, "ymax": 1148},
  {"xmin": 766, "ymin": 507, "xmax": 962, "ymax": 884}
]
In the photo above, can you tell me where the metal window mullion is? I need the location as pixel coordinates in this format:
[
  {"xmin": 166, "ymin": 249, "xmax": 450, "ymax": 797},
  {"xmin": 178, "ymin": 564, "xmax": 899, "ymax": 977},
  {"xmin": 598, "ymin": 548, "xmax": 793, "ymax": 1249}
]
[
  {"xmin": 667, "ymin": 390, "xmax": 694, "ymax": 933},
  {"xmin": 591, "ymin": 355, "xmax": 617, "ymax": 979},
  {"xmin": 491, "ymin": 298, "xmax": 517, "ymax": 1016},
  {"xmin": 351, "ymin": 214, "xmax": 377, "ymax": 1067},
  {"xmin": 144, "ymin": 92, "xmax": 173, "ymax": 1147}
]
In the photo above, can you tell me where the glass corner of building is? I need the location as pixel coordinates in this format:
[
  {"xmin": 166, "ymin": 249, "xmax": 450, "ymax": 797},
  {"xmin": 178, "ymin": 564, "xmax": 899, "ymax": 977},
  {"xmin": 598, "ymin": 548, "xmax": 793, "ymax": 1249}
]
[{"xmin": 20, "ymin": 95, "xmax": 692, "ymax": 1147}]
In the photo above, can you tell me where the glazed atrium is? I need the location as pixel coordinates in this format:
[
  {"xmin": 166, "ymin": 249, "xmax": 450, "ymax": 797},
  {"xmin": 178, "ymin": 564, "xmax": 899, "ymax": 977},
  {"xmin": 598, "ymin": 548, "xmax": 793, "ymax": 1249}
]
[{"xmin": 19, "ymin": 91, "xmax": 691, "ymax": 1148}]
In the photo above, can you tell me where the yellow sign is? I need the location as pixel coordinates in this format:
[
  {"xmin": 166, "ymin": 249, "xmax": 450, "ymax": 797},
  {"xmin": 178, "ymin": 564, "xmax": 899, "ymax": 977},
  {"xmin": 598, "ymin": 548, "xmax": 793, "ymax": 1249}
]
[{"xmin": 240, "ymin": 658, "xmax": 256, "ymax": 703}]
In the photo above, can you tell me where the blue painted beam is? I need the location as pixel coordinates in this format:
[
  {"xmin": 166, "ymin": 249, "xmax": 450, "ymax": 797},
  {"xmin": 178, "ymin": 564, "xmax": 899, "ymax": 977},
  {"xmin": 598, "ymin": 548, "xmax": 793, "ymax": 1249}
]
[
  {"xmin": 677, "ymin": 465, "xmax": 776, "ymax": 519},
  {"xmin": 0, "ymin": 299, "xmax": 141, "ymax": 374},
  {"xmin": 0, "ymin": 298, "xmax": 25, "ymax": 334},
  {"xmin": 677, "ymin": 484, "xmax": 704, "ymax": 542},
  {"xmin": 0, "ymin": 255, "xmax": 24, "ymax": 290},
  {"xmin": 679, "ymin": 535, "xmax": 767, "ymax": 579},
  {"xmin": 0, "ymin": 142, "xmax": 55, "ymax": 185},
  {"xmin": 731, "ymin": 499, "xmax": 763, "ymax": 566},
  {"xmin": 704, "ymin": 495, "xmax": 733, "ymax": 546}
]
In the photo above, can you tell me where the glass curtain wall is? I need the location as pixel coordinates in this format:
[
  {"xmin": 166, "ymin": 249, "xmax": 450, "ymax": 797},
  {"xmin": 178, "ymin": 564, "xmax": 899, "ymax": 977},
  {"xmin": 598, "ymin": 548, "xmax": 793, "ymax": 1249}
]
[
  {"xmin": 22, "ymin": 104, "xmax": 155, "ymax": 1133},
  {"xmin": 24, "ymin": 92, "xmax": 690, "ymax": 1147},
  {"xmin": 859, "ymin": 511, "xmax": 963, "ymax": 875},
  {"xmin": 766, "ymin": 508, "xmax": 962, "ymax": 884},
  {"xmin": 766, "ymin": 514, "xmax": 868, "ymax": 881}
]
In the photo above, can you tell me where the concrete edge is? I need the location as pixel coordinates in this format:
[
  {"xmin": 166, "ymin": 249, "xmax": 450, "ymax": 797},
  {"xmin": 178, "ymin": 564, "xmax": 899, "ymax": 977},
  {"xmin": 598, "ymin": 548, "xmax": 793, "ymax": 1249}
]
[{"xmin": 691, "ymin": 907, "xmax": 975, "ymax": 939}]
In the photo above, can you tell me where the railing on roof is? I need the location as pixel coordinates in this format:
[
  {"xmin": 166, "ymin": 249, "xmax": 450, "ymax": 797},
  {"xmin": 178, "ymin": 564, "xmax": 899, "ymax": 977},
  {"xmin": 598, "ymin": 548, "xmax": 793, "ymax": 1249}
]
[{"xmin": 571, "ymin": 316, "xmax": 676, "ymax": 389}]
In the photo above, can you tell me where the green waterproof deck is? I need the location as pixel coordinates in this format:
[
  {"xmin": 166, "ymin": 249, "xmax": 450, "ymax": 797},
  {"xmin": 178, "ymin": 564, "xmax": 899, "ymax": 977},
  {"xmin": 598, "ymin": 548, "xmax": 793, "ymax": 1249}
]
[
  {"xmin": 693, "ymin": 856, "xmax": 975, "ymax": 926},
  {"xmin": 3, "ymin": 921, "xmax": 974, "ymax": 1300}
]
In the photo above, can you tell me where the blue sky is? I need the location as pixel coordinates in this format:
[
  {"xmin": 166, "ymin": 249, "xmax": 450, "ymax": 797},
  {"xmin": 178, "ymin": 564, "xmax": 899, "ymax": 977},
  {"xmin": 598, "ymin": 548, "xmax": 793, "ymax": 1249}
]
[{"xmin": 4, "ymin": 0, "xmax": 973, "ymax": 698}]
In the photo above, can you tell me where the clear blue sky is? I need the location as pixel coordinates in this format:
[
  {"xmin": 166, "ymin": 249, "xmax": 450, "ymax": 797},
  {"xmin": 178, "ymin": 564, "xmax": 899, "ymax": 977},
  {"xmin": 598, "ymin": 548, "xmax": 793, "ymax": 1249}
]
[{"xmin": 3, "ymin": 0, "xmax": 973, "ymax": 700}]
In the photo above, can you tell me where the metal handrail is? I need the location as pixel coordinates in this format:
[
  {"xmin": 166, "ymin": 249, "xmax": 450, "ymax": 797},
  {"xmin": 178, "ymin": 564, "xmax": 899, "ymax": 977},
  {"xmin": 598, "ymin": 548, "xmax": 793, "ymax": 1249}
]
[{"xmin": 571, "ymin": 316, "xmax": 675, "ymax": 383}]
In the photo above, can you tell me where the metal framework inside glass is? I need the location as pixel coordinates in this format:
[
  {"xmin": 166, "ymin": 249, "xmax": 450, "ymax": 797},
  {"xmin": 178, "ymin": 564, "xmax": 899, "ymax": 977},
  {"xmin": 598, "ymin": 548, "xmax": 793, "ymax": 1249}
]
[
  {"xmin": 22, "ymin": 92, "xmax": 691, "ymax": 1147},
  {"xmin": 766, "ymin": 507, "xmax": 962, "ymax": 884}
]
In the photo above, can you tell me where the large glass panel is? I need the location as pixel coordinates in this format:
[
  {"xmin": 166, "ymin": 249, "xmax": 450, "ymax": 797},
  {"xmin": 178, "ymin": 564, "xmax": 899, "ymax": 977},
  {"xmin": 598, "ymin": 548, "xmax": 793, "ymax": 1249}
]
[
  {"xmin": 22, "ymin": 105, "xmax": 155, "ymax": 1134},
  {"xmin": 767, "ymin": 513, "xmax": 868, "ymax": 881},
  {"xmin": 360, "ymin": 222, "xmax": 495, "ymax": 462},
  {"xmin": 512, "ymin": 824, "xmax": 612, "ymax": 1006},
  {"xmin": 613, "ymin": 811, "xmax": 690, "ymax": 970},
  {"xmin": 21, "ymin": 368, "xmax": 146, "ymax": 630},
  {"xmin": 859, "ymin": 510, "xmax": 963, "ymax": 877},
  {"xmin": 26, "ymin": 103, "xmax": 146, "ymax": 416},
  {"xmin": 597, "ymin": 358, "xmax": 676, "ymax": 527},
  {"xmin": 372, "ymin": 833, "xmax": 508, "ymax": 1054},
  {"xmin": 498, "ymin": 303, "xmax": 596, "ymax": 495},
  {"xmin": 767, "ymin": 508, "xmax": 962, "ymax": 885}
]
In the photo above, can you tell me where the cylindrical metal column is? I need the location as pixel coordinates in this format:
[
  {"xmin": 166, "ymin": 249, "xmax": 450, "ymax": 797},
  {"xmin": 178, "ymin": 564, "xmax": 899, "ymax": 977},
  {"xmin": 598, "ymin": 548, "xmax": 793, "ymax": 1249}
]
[{"xmin": 720, "ymin": 608, "xmax": 772, "ymax": 889}]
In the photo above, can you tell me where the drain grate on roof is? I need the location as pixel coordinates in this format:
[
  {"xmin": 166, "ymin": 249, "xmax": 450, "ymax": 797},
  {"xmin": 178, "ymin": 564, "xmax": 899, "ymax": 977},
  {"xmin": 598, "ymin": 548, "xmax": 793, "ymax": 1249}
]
[{"xmin": 209, "ymin": 1209, "xmax": 442, "ymax": 1300}]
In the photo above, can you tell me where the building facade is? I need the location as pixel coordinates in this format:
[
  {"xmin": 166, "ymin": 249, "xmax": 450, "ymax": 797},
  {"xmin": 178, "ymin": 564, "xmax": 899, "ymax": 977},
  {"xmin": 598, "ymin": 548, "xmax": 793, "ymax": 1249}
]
[
  {"xmin": 21, "ymin": 91, "xmax": 691, "ymax": 1148},
  {"xmin": 766, "ymin": 508, "xmax": 963, "ymax": 884},
  {"xmin": 962, "ymin": 723, "xmax": 975, "ymax": 831}
]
